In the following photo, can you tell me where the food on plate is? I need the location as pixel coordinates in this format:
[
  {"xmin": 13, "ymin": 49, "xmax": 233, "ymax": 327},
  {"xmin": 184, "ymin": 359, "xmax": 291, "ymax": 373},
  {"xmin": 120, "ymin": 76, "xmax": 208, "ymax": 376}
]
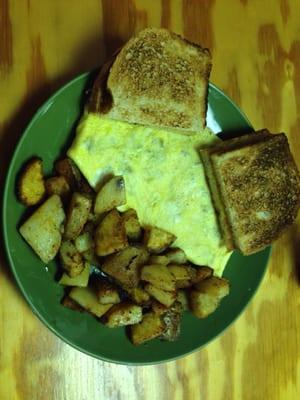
[
  {"xmin": 122, "ymin": 209, "xmax": 142, "ymax": 241},
  {"xmin": 164, "ymin": 248, "xmax": 187, "ymax": 264},
  {"xmin": 189, "ymin": 276, "xmax": 229, "ymax": 318},
  {"xmin": 144, "ymin": 227, "xmax": 176, "ymax": 254},
  {"xmin": 89, "ymin": 28, "xmax": 212, "ymax": 132},
  {"xmin": 69, "ymin": 286, "xmax": 113, "ymax": 318},
  {"xmin": 55, "ymin": 158, "xmax": 93, "ymax": 194},
  {"xmin": 95, "ymin": 209, "xmax": 128, "ymax": 256},
  {"xmin": 103, "ymin": 302, "xmax": 143, "ymax": 328},
  {"xmin": 126, "ymin": 287, "xmax": 150, "ymax": 305},
  {"xmin": 19, "ymin": 194, "xmax": 65, "ymax": 263},
  {"xmin": 101, "ymin": 246, "xmax": 149, "ymax": 288},
  {"xmin": 144, "ymin": 283, "xmax": 177, "ymax": 307},
  {"xmin": 18, "ymin": 157, "xmax": 45, "ymax": 206},
  {"xmin": 64, "ymin": 192, "xmax": 92, "ymax": 240},
  {"xmin": 94, "ymin": 280, "xmax": 121, "ymax": 305},
  {"xmin": 45, "ymin": 176, "xmax": 70, "ymax": 199},
  {"xmin": 58, "ymin": 262, "xmax": 90, "ymax": 287},
  {"xmin": 130, "ymin": 311, "xmax": 166, "ymax": 345},
  {"xmin": 94, "ymin": 176, "xmax": 126, "ymax": 214},
  {"xmin": 69, "ymin": 28, "xmax": 229, "ymax": 276},
  {"xmin": 201, "ymin": 130, "xmax": 300, "ymax": 254},
  {"xmin": 141, "ymin": 264, "xmax": 176, "ymax": 291},
  {"xmin": 74, "ymin": 231, "xmax": 93, "ymax": 253},
  {"xmin": 59, "ymin": 240, "xmax": 85, "ymax": 277},
  {"xmin": 16, "ymin": 27, "xmax": 300, "ymax": 348}
]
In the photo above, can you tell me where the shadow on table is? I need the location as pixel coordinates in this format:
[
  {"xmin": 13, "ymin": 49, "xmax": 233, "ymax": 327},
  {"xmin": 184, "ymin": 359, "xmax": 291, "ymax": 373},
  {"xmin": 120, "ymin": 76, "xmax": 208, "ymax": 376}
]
[{"xmin": 0, "ymin": 34, "xmax": 124, "ymax": 291}]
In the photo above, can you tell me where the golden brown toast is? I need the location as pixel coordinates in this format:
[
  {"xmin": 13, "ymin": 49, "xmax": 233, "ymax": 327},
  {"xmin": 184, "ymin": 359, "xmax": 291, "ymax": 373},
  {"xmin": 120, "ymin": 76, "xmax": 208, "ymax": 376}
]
[
  {"xmin": 202, "ymin": 131, "xmax": 300, "ymax": 255},
  {"xmin": 89, "ymin": 28, "xmax": 212, "ymax": 132}
]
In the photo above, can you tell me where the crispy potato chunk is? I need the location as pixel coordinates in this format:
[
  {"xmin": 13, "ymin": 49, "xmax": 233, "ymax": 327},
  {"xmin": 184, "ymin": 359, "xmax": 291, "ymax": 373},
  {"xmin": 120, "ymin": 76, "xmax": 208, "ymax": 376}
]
[
  {"xmin": 122, "ymin": 209, "xmax": 142, "ymax": 241},
  {"xmin": 95, "ymin": 209, "xmax": 128, "ymax": 256},
  {"xmin": 95, "ymin": 280, "xmax": 120, "ymax": 305},
  {"xmin": 82, "ymin": 248, "xmax": 100, "ymax": 266},
  {"xmin": 74, "ymin": 232, "xmax": 93, "ymax": 253},
  {"xmin": 144, "ymin": 283, "xmax": 176, "ymax": 307},
  {"xmin": 55, "ymin": 158, "xmax": 93, "ymax": 194},
  {"xmin": 61, "ymin": 296, "xmax": 85, "ymax": 312},
  {"xmin": 19, "ymin": 195, "xmax": 65, "ymax": 263},
  {"xmin": 144, "ymin": 227, "xmax": 176, "ymax": 254},
  {"xmin": 126, "ymin": 287, "xmax": 150, "ymax": 305},
  {"xmin": 148, "ymin": 255, "xmax": 169, "ymax": 265},
  {"xmin": 94, "ymin": 176, "xmax": 126, "ymax": 214},
  {"xmin": 168, "ymin": 264, "xmax": 196, "ymax": 281},
  {"xmin": 103, "ymin": 302, "xmax": 142, "ymax": 328},
  {"xmin": 177, "ymin": 290, "xmax": 189, "ymax": 310},
  {"xmin": 69, "ymin": 286, "xmax": 113, "ymax": 318},
  {"xmin": 102, "ymin": 246, "xmax": 148, "ymax": 288},
  {"xmin": 141, "ymin": 264, "xmax": 176, "ymax": 291},
  {"xmin": 191, "ymin": 266, "xmax": 213, "ymax": 284},
  {"xmin": 164, "ymin": 248, "xmax": 187, "ymax": 264},
  {"xmin": 160, "ymin": 301, "xmax": 182, "ymax": 341},
  {"xmin": 18, "ymin": 157, "xmax": 45, "ymax": 206},
  {"xmin": 45, "ymin": 176, "xmax": 70, "ymax": 199},
  {"xmin": 59, "ymin": 262, "xmax": 90, "ymax": 287},
  {"xmin": 189, "ymin": 276, "xmax": 230, "ymax": 318},
  {"xmin": 130, "ymin": 312, "xmax": 165, "ymax": 345},
  {"xmin": 60, "ymin": 240, "xmax": 85, "ymax": 277},
  {"xmin": 64, "ymin": 192, "xmax": 92, "ymax": 240}
]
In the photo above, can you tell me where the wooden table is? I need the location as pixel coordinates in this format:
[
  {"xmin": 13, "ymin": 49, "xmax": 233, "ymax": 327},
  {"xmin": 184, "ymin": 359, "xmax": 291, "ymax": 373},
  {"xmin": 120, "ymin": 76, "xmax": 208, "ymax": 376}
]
[{"xmin": 1, "ymin": 1, "xmax": 299, "ymax": 399}]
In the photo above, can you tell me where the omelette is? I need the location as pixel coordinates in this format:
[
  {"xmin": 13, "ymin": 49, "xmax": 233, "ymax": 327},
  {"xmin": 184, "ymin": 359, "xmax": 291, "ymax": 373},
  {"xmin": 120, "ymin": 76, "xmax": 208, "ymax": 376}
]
[{"xmin": 68, "ymin": 113, "xmax": 231, "ymax": 276}]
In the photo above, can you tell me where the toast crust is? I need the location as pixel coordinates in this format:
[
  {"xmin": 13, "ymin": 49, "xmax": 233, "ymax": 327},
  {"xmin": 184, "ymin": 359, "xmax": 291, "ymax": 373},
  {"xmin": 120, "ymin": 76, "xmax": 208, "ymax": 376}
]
[
  {"xmin": 89, "ymin": 28, "xmax": 212, "ymax": 132},
  {"xmin": 210, "ymin": 132, "xmax": 300, "ymax": 254}
]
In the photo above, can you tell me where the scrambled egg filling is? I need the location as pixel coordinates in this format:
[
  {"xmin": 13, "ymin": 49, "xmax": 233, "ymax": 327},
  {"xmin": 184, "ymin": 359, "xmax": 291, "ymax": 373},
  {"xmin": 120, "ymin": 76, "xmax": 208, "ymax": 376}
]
[{"xmin": 68, "ymin": 113, "xmax": 231, "ymax": 275}]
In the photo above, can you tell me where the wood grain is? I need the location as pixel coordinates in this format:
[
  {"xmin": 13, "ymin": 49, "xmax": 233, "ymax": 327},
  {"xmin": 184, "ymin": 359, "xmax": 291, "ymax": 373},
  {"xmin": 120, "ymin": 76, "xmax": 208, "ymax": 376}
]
[{"xmin": 1, "ymin": 1, "xmax": 300, "ymax": 399}]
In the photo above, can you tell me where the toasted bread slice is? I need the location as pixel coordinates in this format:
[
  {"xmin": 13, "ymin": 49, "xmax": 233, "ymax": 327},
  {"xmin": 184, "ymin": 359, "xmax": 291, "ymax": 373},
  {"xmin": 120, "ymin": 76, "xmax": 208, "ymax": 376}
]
[
  {"xmin": 203, "ymin": 131, "xmax": 300, "ymax": 254},
  {"xmin": 89, "ymin": 28, "xmax": 212, "ymax": 132}
]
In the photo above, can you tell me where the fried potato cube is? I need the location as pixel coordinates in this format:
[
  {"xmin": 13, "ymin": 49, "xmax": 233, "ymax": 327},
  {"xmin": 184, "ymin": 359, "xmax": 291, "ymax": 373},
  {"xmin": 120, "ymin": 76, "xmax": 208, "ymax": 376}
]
[
  {"xmin": 74, "ymin": 232, "xmax": 93, "ymax": 253},
  {"xmin": 45, "ymin": 175, "xmax": 70, "ymax": 198},
  {"xmin": 103, "ymin": 302, "xmax": 142, "ymax": 328},
  {"xmin": 148, "ymin": 255, "xmax": 170, "ymax": 265},
  {"xmin": 191, "ymin": 266, "xmax": 213, "ymax": 284},
  {"xmin": 168, "ymin": 264, "xmax": 196, "ymax": 281},
  {"xmin": 55, "ymin": 158, "xmax": 94, "ymax": 194},
  {"xmin": 94, "ymin": 176, "xmax": 126, "ymax": 214},
  {"xmin": 59, "ymin": 262, "xmax": 90, "ymax": 287},
  {"xmin": 177, "ymin": 290, "xmax": 189, "ymax": 310},
  {"xmin": 61, "ymin": 296, "xmax": 85, "ymax": 312},
  {"xmin": 18, "ymin": 157, "xmax": 45, "ymax": 206},
  {"xmin": 102, "ymin": 246, "xmax": 148, "ymax": 288},
  {"xmin": 82, "ymin": 248, "xmax": 100, "ymax": 266},
  {"xmin": 130, "ymin": 312, "xmax": 165, "ymax": 345},
  {"xmin": 95, "ymin": 209, "xmax": 128, "ymax": 256},
  {"xmin": 64, "ymin": 192, "xmax": 92, "ymax": 240},
  {"xmin": 126, "ymin": 287, "xmax": 150, "ymax": 305},
  {"xmin": 164, "ymin": 248, "xmax": 187, "ymax": 264},
  {"xmin": 144, "ymin": 227, "xmax": 176, "ymax": 254},
  {"xmin": 144, "ymin": 283, "xmax": 176, "ymax": 307},
  {"xmin": 69, "ymin": 287, "xmax": 113, "ymax": 318},
  {"xmin": 160, "ymin": 301, "xmax": 182, "ymax": 342},
  {"xmin": 122, "ymin": 209, "xmax": 142, "ymax": 241},
  {"xmin": 60, "ymin": 240, "xmax": 85, "ymax": 277},
  {"xmin": 19, "ymin": 195, "xmax": 65, "ymax": 263},
  {"xmin": 189, "ymin": 276, "xmax": 230, "ymax": 318},
  {"xmin": 94, "ymin": 280, "xmax": 120, "ymax": 305},
  {"xmin": 141, "ymin": 264, "xmax": 176, "ymax": 291}
]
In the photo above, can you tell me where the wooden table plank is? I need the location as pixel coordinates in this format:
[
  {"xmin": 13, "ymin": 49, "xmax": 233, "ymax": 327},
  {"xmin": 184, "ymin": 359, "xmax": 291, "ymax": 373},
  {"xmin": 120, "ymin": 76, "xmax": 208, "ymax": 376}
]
[{"xmin": 1, "ymin": 1, "xmax": 300, "ymax": 399}]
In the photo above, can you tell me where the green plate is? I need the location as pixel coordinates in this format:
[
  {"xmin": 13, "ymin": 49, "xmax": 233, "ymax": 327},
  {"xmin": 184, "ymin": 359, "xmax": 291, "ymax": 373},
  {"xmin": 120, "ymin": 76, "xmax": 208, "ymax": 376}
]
[{"xmin": 2, "ymin": 72, "xmax": 270, "ymax": 365}]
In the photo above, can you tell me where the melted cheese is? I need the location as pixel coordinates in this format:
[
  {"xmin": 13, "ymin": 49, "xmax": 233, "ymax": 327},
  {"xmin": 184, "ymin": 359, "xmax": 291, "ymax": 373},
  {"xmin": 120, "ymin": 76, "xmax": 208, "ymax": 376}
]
[{"xmin": 68, "ymin": 113, "xmax": 231, "ymax": 275}]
